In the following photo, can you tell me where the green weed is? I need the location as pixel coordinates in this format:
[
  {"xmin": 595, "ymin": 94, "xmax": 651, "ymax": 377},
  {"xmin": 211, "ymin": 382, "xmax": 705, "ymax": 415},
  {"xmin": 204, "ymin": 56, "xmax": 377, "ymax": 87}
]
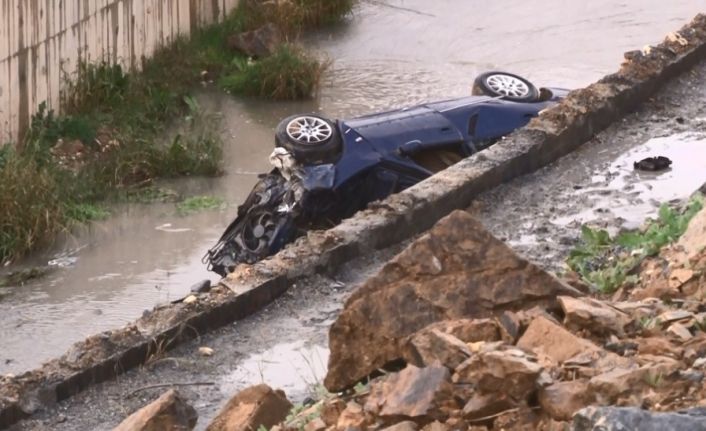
[
  {"xmin": 567, "ymin": 196, "xmax": 704, "ymax": 293},
  {"xmin": 64, "ymin": 203, "xmax": 111, "ymax": 223},
  {"xmin": 643, "ymin": 372, "xmax": 664, "ymax": 388},
  {"xmin": 176, "ymin": 196, "xmax": 226, "ymax": 215}
]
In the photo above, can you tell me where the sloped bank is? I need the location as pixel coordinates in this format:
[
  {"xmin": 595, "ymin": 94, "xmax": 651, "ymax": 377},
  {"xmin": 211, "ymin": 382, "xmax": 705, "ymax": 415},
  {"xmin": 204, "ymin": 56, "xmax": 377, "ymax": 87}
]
[{"xmin": 1, "ymin": 13, "xmax": 706, "ymax": 430}]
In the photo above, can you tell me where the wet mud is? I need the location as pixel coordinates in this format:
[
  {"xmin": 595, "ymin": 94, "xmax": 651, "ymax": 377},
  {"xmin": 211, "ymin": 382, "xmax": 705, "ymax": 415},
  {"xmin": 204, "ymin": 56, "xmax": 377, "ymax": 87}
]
[{"xmin": 474, "ymin": 59, "xmax": 706, "ymax": 272}]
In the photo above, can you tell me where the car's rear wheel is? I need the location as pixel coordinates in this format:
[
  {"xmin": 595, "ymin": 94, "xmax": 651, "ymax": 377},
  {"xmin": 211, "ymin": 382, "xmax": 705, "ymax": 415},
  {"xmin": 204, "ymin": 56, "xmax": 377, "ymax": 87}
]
[
  {"xmin": 472, "ymin": 71, "xmax": 540, "ymax": 102},
  {"xmin": 275, "ymin": 114, "xmax": 342, "ymax": 163}
]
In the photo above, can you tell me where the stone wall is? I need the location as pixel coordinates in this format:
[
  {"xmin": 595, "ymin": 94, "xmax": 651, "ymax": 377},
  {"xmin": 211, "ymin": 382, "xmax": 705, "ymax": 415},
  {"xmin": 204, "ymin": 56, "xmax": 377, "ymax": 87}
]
[{"xmin": 0, "ymin": 0, "xmax": 239, "ymax": 143}]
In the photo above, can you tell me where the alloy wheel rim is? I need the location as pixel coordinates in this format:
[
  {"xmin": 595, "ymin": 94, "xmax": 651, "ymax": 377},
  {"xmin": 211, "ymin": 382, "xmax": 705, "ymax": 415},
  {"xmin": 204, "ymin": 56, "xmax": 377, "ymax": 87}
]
[
  {"xmin": 286, "ymin": 116, "xmax": 333, "ymax": 145},
  {"xmin": 485, "ymin": 74, "xmax": 530, "ymax": 98}
]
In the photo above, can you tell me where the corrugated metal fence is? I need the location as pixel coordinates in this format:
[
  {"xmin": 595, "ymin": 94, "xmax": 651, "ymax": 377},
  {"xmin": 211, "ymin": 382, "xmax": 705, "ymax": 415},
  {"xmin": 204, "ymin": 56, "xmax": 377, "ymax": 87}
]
[{"xmin": 0, "ymin": 0, "xmax": 239, "ymax": 143}]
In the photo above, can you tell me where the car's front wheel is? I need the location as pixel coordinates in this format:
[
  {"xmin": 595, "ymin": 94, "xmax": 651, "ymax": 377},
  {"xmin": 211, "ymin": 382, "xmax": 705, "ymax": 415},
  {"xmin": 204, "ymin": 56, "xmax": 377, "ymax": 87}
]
[
  {"xmin": 472, "ymin": 71, "xmax": 540, "ymax": 102},
  {"xmin": 275, "ymin": 114, "xmax": 342, "ymax": 163}
]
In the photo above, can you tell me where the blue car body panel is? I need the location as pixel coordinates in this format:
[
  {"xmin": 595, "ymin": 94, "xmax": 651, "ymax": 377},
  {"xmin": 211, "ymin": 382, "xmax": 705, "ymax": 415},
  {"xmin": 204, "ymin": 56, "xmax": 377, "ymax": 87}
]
[{"xmin": 313, "ymin": 91, "xmax": 565, "ymax": 194}]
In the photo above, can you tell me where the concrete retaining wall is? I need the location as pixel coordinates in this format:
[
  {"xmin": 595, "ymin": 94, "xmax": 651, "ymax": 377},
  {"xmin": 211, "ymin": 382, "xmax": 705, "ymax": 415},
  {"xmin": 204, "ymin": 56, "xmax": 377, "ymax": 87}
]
[
  {"xmin": 0, "ymin": 0, "xmax": 239, "ymax": 143},
  {"xmin": 1, "ymin": 13, "xmax": 705, "ymax": 431}
]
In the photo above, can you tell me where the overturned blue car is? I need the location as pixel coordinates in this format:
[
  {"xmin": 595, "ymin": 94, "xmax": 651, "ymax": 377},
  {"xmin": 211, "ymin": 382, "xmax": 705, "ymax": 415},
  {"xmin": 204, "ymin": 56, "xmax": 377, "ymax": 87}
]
[{"xmin": 205, "ymin": 71, "xmax": 568, "ymax": 275}]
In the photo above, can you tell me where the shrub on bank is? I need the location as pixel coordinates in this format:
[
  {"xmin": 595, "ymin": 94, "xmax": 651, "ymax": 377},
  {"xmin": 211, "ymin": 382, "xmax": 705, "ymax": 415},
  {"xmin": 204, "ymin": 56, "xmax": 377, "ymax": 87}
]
[
  {"xmin": 0, "ymin": 73, "xmax": 222, "ymax": 264},
  {"xmin": 220, "ymin": 44, "xmax": 327, "ymax": 99}
]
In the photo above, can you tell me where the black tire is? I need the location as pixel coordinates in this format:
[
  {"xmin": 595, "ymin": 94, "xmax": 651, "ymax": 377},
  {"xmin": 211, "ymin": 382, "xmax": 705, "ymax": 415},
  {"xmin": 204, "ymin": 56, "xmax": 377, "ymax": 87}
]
[
  {"xmin": 275, "ymin": 114, "xmax": 342, "ymax": 163},
  {"xmin": 472, "ymin": 71, "xmax": 540, "ymax": 102}
]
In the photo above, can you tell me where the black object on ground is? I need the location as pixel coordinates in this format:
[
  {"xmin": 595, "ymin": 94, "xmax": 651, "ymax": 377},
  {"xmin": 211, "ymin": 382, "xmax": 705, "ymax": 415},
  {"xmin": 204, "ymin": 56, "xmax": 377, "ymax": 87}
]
[{"xmin": 633, "ymin": 156, "xmax": 672, "ymax": 171}]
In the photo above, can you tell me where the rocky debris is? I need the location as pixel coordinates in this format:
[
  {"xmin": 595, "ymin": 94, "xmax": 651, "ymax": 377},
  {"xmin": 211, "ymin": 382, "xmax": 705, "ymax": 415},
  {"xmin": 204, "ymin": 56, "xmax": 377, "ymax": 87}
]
[
  {"xmin": 623, "ymin": 206, "xmax": 706, "ymax": 303},
  {"xmin": 365, "ymin": 364, "xmax": 454, "ymax": 420},
  {"xmin": 112, "ymin": 389, "xmax": 197, "ymax": 431},
  {"xmin": 404, "ymin": 329, "xmax": 472, "ymax": 369},
  {"xmin": 335, "ymin": 401, "xmax": 368, "ymax": 429},
  {"xmin": 205, "ymin": 384, "xmax": 292, "ymax": 431},
  {"xmin": 517, "ymin": 315, "xmax": 601, "ymax": 364},
  {"xmin": 453, "ymin": 349, "xmax": 541, "ymax": 399},
  {"xmin": 676, "ymin": 205, "xmax": 706, "ymax": 260},
  {"xmin": 261, "ymin": 194, "xmax": 706, "ymax": 431},
  {"xmin": 199, "ymin": 198, "xmax": 706, "ymax": 431},
  {"xmin": 325, "ymin": 210, "xmax": 580, "ymax": 391},
  {"xmin": 573, "ymin": 406, "xmax": 706, "ymax": 430},
  {"xmin": 227, "ymin": 23, "xmax": 282, "ymax": 58},
  {"xmin": 539, "ymin": 380, "xmax": 594, "ymax": 421},
  {"xmin": 558, "ymin": 296, "xmax": 631, "ymax": 336}
]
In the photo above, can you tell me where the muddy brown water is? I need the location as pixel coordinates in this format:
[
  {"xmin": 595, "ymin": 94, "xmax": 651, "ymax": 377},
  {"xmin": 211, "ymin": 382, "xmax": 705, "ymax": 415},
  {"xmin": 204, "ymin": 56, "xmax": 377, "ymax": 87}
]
[{"xmin": 1, "ymin": 0, "xmax": 704, "ymax": 380}]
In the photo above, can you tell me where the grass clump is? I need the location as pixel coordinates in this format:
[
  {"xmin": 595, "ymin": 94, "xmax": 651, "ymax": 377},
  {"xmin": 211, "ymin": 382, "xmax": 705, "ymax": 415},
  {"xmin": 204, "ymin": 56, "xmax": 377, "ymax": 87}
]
[
  {"xmin": 567, "ymin": 196, "xmax": 704, "ymax": 293},
  {"xmin": 221, "ymin": 44, "xmax": 326, "ymax": 99},
  {"xmin": 176, "ymin": 196, "xmax": 226, "ymax": 215},
  {"xmin": 0, "ymin": 152, "xmax": 63, "ymax": 259}
]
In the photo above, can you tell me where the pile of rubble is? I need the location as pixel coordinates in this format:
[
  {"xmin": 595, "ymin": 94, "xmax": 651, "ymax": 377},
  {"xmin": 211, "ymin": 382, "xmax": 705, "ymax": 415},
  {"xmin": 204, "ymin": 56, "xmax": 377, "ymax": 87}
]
[{"xmin": 114, "ymin": 208, "xmax": 706, "ymax": 430}]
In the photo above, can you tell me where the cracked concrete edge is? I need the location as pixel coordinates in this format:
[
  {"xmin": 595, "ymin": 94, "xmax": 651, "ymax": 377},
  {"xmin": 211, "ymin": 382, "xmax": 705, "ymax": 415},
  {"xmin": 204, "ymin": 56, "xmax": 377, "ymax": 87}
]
[{"xmin": 1, "ymin": 13, "xmax": 705, "ymax": 430}]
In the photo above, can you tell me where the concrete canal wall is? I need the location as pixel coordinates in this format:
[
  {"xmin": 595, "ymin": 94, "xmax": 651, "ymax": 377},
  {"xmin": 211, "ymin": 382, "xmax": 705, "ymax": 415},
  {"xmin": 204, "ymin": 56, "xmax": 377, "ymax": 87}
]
[{"xmin": 0, "ymin": 0, "xmax": 239, "ymax": 143}]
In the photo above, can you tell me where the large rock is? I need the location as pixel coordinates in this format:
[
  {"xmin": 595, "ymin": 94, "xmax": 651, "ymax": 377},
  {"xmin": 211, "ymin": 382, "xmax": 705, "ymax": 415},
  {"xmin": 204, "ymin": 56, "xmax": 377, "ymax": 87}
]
[
  {"xmin": 113, "ymin": 389, "xmax": 197, "ymax": 431},
  {"xmin": 364, "ymin": 364, "xmax": 455, "ymax": 420},
  {"xmin": 325, "ymin": 211, "xmax": 580, "ymax": 391},
  {"xmin": 573, "ymin": 406, "xmax": 706, "ymax": 431},
  {"xmin": 206, "ymin": 384, "xmax": 292, "ymax": 431},
  {"xmin": 227, "ymin": 23, "xmax": 282, "ymax": 58}
]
